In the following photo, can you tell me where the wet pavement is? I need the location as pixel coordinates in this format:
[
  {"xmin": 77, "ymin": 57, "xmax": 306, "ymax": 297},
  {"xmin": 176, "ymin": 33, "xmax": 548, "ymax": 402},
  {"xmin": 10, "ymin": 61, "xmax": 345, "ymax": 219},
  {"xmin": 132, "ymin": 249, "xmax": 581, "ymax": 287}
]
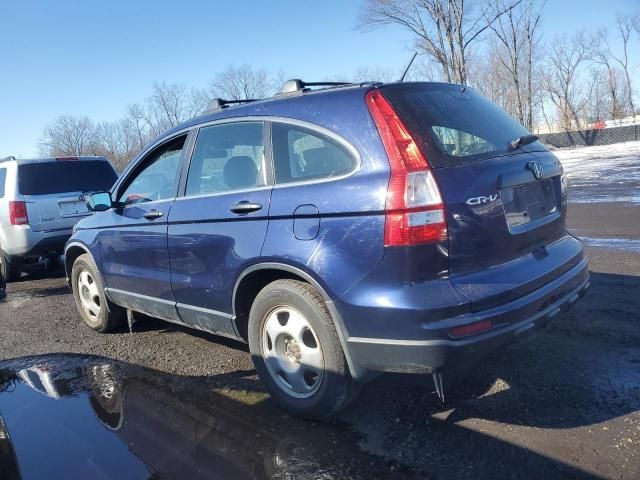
[
  {"xmin": 1, "ymin": 229, "xmax": 639, "ymax": 479},
  {"xmin": 0, "ymin": 354, "xmax": 415, "ymax": 480}
]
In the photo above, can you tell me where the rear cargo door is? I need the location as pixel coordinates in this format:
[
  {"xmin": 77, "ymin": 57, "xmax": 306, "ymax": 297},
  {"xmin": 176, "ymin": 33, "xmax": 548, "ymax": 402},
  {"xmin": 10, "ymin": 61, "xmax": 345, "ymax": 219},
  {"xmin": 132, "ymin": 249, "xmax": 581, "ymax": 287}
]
[
  {"xmin": 382, "ymin": 83, "xmax": 582, "ymax": 310},
  {"xmin": 18, "ymin": 160, "xmax": 118, "ymax": 232},
  {"xmin": 436, "ymin": 150, "xmax": 566, "ymax": 276}
]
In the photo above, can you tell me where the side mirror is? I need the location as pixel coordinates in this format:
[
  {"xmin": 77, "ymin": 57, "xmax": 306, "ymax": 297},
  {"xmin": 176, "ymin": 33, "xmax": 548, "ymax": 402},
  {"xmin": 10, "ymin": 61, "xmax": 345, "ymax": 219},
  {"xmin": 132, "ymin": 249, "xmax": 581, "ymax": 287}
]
[{"xmin": 87, "ymin": 192, "xmax": 113, "ymax": 212}]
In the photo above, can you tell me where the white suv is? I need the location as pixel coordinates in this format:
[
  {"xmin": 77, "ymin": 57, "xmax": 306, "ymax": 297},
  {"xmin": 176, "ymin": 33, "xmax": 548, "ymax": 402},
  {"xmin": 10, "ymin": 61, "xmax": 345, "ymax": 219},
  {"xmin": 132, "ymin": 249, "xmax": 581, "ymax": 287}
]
[{"xmin": 0, "ymin": 156, "xmax": 117, "ymax": 281}]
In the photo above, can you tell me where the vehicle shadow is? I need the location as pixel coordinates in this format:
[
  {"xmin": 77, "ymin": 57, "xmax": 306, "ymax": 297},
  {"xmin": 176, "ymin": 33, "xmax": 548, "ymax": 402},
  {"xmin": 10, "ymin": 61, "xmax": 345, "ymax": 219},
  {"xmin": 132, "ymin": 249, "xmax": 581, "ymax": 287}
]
[
  {"xmin": 340, "ymin": 271, "xmax": 640, "ymax": 478},
  {"xmin": 124, "ymin": 311, "xmax": 250, "ymax": 352},
  {"xmin": 11, "ymin": 265, "xmax": 66, "ymax": 283},
  {"xmin": 26, "ymin": 285, "xmax": 70, "ymax": 298}
]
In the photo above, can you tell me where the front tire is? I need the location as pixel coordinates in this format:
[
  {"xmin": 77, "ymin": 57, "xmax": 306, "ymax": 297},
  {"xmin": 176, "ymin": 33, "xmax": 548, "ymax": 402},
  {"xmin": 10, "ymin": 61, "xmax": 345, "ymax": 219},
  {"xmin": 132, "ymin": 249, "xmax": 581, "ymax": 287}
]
[
  {"xmin": 71, "ymin": 254, "xmax": 124, "ymax": 332},
  {"xmin": 248, "ymin": 279, "xmax": 360, "ymax": 419}
]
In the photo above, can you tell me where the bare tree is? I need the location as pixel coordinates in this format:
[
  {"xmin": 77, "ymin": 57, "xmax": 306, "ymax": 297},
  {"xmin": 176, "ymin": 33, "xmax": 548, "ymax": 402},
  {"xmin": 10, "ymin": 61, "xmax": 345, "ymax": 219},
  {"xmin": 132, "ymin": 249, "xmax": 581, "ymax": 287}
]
[
  {"xmin": 209, "ymin": 64, "xmax": 272, "ymax": 100},
  {"xmin": 471, "ymin": 41, "xmax": 512, "ymax": 103},
  {"xmin": 609, "ymin": 14, "xmax": 636, "ymax": 118},
  {"xmin": 590, "ymin": 29, "xmax": 632, "ymax": 120},
  {"xmin": 484, "ymin": 0, "xmax": 543, "ymax": 129},
  {"xmin": 125, "ymin": 103, "xmax": 150, "ymax": 152},
  {"xmin": 93, "ymin": 120, "xmax": 140, "ymax": 172},
  {"xmin": 585, "ymin": 68, "xmax": 611, "ymax": 124},
  {"xmin": 351, "ymin": 65, "xmax": 398, "ymax": 83},
  {"xmin": 360, "ymin": 0, "xmax": 521, "ymax": 84},
  {"xmin": 147, "ymin": 82, "xmax": 209, "ymax": 132},
  {"xmin": 39, "ymin": 115, "xmax": 97, "ymax": 157},
  {"xmin": 270, "ymin": 69, "xmax": 290, "ymax": 95},
  {"xmin": 120, "ymin": 83, "xmax": 208, "ymax": 160},
  {"xmin": 520, "ymin": 0, "xmax": 544, "ymax": 129},
  {"xmin": 542, "ymin": 32, "xmax": 594, "ymax": 133}
]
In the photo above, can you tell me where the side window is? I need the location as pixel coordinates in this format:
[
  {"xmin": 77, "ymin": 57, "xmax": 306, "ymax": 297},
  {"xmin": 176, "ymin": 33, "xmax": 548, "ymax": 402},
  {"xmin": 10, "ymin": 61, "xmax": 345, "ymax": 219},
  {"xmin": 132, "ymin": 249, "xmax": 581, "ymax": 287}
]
[
  {"xmin": 0, "ymin": 168, "xmax": 6, "ymax": 198},
  {"xmin": 118, "ymin": 135, "xmax": 186, "ymax": 205},
  {"xmin": 272, "ymin": 123, "xmax": 356, "ymax": 184},
  {"xmin": 185, "ymin": 122, "xmax": 265, "ymax": 196}
]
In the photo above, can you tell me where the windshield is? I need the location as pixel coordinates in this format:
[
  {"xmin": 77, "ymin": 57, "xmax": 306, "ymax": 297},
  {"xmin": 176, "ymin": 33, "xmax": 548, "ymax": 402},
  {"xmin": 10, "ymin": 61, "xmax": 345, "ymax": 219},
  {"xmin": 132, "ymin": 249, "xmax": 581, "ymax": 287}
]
[
  {"xmin": 381, "ymin": 83, "xmax": 543, "ymax": 166},
  {"xmin": 18, "ymin": 161, "xmax": 118, "ymax": 195}
]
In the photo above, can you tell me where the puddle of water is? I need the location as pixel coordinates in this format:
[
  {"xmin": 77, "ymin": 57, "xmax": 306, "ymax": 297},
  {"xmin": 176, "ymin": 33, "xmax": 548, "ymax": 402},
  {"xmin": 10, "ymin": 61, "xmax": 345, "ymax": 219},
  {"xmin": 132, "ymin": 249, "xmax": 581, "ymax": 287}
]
[
  {"xmin": 0, "ymin": 355, "xmax": 411, "ymax": 480},
  {"xmin": 580, "ymin": 237, "xmax": 640, "ymax": 253}
]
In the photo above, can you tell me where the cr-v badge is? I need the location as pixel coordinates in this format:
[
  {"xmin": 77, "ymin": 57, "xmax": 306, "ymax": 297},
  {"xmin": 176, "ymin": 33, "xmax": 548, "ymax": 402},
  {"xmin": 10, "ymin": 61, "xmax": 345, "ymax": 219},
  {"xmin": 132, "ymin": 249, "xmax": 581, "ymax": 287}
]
[{"xmin": 465, "ymin": 194, "xmax": 498, "ymax": 206}]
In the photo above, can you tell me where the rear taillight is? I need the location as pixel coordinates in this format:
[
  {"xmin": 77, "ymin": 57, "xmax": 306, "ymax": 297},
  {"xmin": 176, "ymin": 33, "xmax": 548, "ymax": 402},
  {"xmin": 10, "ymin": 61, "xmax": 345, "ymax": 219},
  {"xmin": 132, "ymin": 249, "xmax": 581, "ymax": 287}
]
[
  {"xmin": 366, "ymin": 89, "xmax": 447, "ymax": 246},
  {"xmin": 9, "ymin": 201, "xmax": 29, "ymax": 225}
]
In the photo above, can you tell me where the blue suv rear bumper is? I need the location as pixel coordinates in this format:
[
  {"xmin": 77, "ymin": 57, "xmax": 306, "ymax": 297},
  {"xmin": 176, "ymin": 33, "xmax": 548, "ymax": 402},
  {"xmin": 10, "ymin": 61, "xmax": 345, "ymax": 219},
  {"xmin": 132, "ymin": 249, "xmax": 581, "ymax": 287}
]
[{"xmin": 338, "ymin": 257, "xmax": 589, "ymax": 376}]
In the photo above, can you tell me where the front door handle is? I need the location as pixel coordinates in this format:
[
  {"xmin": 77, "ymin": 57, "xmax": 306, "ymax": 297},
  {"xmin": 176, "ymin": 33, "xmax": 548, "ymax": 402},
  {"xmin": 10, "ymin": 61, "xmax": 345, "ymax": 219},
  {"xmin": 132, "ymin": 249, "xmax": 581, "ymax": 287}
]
[
  {"xmin": 230, "ymin": 201, "xmax": 262, "ymax": 214},
  {"xmin": 143, "ymin": 210, "xmax": 163, "ymax": 220}
]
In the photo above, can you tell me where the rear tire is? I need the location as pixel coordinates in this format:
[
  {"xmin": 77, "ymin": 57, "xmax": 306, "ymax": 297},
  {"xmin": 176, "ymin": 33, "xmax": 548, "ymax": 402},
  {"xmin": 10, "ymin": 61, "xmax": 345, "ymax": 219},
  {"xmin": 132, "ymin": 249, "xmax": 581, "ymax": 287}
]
[
  {"xmin": 0, "ymin": 250, "xmax": 21, "ymax": 282},
  {"xmin": 71, "ymin": 254, "xmax": 125, "ymax": 332},
  {"xmin": 248, "ymin": 279, "xmax": 361, "ymax": 419}
]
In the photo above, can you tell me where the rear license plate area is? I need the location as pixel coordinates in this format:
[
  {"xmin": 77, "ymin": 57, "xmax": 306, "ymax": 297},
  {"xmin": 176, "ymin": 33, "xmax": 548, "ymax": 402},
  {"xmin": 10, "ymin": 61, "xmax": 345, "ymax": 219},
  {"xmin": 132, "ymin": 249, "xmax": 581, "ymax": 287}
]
[
  {"xmin": 501, "ymin": 178, "xmax": 559, "ymax": 231},
  {"xmin": 59, "ymin": 200, "xmax": 88, "ymax": 217}
]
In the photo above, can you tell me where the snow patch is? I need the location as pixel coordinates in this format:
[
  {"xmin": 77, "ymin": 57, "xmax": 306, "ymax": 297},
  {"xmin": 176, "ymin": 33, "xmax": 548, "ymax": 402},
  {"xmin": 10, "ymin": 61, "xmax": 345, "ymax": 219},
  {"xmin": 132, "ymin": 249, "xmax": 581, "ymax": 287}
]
[{"xmin": 554, "ymin": 141, "xmax": 640, "ymax": 204}]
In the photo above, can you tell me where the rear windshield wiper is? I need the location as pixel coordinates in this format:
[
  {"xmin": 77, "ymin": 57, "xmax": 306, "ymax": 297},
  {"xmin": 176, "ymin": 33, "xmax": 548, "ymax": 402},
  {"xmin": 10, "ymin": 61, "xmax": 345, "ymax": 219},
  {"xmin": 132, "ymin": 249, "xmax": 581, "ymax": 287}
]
[{"xmin": 508, "ymin": 134, "xmax": 539, "ymax": 152}]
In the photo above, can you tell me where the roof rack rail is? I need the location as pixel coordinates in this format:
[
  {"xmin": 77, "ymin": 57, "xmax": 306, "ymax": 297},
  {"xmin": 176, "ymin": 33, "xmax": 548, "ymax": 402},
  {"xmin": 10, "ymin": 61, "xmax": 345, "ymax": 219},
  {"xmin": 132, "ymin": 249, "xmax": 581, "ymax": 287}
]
[
  {"xmin": 205, "ymin": 98, "xmax": 259, "ymax": 113},
  {"xmin": 279, "ymin": 79, "xmax": 353, "ymax": 95},
  {"xmin": 0, "ymin": 156, "xmax": 16, "ymax": 162}
]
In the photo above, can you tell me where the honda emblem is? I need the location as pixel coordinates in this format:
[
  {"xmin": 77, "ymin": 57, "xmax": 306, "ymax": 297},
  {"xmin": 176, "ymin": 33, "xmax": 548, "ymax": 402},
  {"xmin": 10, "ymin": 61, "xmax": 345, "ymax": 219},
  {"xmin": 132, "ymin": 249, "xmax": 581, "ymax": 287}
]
[{"xmin": 527, "ymin": 161, "xmax": 544, "ymax": 180}]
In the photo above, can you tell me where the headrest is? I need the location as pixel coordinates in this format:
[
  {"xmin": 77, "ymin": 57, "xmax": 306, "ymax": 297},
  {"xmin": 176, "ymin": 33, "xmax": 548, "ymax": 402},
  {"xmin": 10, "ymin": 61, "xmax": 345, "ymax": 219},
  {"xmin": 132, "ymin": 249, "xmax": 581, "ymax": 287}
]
[
  {"xmin": 223, "ymin": 156, "xmax": 258, "ymax": 189},
  {"xmin": 302, "ymin": 147, "xmax": 332, "ymax": 176}
]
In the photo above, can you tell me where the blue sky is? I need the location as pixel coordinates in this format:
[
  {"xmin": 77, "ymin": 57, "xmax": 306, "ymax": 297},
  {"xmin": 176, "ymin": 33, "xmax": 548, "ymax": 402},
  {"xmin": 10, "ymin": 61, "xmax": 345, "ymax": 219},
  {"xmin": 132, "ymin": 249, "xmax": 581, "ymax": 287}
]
[{"xmin": 1, "ymin": 0, "xmax": 638, "ymax": 157}]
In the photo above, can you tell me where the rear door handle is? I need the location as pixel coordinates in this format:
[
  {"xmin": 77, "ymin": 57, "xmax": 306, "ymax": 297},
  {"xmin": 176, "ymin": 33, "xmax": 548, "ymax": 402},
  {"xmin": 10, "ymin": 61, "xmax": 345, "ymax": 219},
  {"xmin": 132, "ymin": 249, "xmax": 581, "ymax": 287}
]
[
  {"xmin": 230, "ymin": 201, "xmax": 262, "ymax": 214},
  {"xmin": 143, "ymin": 210, "xmax": 163, "ymax": 220}
]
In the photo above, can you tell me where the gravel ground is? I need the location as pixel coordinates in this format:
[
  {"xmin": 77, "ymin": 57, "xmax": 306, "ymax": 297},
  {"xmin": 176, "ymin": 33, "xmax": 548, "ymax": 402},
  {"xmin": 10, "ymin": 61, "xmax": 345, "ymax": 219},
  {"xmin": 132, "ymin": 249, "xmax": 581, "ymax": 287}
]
[{"xmin": 0, "ymin": 201, "xmax": 639, "ymax": 479}]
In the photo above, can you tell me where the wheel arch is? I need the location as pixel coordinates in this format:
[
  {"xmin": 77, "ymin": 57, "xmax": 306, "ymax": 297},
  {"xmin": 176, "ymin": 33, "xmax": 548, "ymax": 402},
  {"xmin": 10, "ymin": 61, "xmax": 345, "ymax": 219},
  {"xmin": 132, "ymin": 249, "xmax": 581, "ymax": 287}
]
[
  {"xmin": 64, "ymin": 242, "xmax": 97, "ymax": 289},
  {"xmin": 232, "ymin": 262, "xmax": 369, "ymax": 380}
]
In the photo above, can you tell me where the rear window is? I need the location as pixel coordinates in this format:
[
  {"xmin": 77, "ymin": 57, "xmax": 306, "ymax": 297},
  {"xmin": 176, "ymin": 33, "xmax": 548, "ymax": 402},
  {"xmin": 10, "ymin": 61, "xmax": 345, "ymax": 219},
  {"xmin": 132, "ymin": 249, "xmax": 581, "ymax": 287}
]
[
  {"xmin": 18, "ymin": 161, "xmax": 117, "ymax": 195},
  {"xmin": 0, "ymin": 168, "xmax": 6, "ymax": 198},
  {"xmin": 381, "ymin": 83, "xmax": 542, "ymax": 167}
]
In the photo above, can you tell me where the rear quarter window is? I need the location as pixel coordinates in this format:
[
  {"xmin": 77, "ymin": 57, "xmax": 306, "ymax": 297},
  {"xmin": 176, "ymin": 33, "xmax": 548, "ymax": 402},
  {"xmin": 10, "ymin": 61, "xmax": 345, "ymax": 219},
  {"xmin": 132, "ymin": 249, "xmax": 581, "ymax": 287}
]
[
  {"xmin": 18, "ymin": 160, "xmax": 118, "ymax": 195},
  {"xmin": 381, "ymin": 83, "xmax": 543, "ymax": 167},
  {"xmin": 272, "ymin": 123, "xmax": 357, "ymax": 184}
]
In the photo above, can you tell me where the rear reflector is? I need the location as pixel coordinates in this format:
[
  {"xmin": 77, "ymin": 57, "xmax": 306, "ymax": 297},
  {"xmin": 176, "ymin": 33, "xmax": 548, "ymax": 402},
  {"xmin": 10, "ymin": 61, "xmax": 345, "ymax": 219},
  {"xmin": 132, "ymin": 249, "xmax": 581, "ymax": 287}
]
[
  {"xmin": 366, "ymin": 89, "xmax": 447, "ymax": 246},
  {"xmin": 9, "ymin": 201, "xmax": 28, "ymax": 225},
  {"xmin": 448, "ymin": 320, "xmax": 493, "ymax": 338}
]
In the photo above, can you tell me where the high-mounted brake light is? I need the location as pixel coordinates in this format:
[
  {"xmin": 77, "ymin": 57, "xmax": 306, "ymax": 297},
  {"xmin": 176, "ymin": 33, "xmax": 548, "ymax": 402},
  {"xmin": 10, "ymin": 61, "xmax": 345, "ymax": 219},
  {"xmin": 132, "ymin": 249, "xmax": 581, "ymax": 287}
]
[
  {"xmin": 55, "ymin": 156, "xmax": 79, "ymax": 161},
  {"xmin": 366, "ymin": 89, "xmax": 447, "ymax": 246},
  {"xmin": 9, "ymin": 201, "xmax": 29, "ymax": 225}
]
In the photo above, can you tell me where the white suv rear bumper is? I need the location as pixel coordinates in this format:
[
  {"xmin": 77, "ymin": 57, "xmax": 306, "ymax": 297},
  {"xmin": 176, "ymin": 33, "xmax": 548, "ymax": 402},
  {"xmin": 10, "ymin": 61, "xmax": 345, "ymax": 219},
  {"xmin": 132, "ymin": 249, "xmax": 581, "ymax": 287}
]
[{"xmin": 0, "ymin": 225, "xmax": 72, "ymax": 257}]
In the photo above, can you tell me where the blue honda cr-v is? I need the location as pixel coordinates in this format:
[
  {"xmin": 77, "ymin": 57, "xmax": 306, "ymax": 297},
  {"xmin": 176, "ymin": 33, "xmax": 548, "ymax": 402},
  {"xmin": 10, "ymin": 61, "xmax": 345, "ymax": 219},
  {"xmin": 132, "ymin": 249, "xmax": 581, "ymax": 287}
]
[{"xmin": 65, "ymin": 80, "xmax": 589, "ymax": 418}]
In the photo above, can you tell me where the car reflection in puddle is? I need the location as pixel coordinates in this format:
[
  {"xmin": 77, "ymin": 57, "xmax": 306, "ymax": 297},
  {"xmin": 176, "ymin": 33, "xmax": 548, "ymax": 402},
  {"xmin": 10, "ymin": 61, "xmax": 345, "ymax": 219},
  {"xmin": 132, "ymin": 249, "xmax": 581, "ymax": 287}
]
[{"xmin": 0, "ymin": 354, "xmax": 412, "ymax": 480}]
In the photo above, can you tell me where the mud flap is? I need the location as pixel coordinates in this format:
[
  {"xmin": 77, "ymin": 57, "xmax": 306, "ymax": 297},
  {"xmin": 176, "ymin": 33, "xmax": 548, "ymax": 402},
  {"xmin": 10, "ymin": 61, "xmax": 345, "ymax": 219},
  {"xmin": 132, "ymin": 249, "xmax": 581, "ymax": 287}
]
[
  {"xmin": 432, "ymin": 372, "xmax": 445, "ymax": 403},
  {"xmin": 126, "ymin": 310, "xmax": 135, "ymax": 333}
]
